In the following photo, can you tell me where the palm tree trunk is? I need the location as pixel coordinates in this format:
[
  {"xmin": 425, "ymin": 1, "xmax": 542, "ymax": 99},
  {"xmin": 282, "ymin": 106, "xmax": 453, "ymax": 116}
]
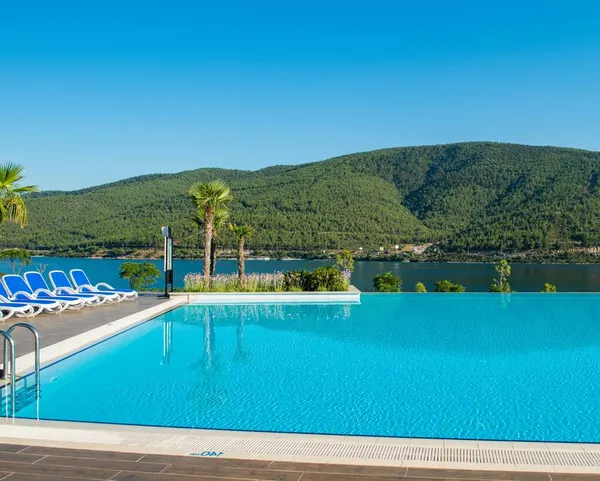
[
  {"xmin": 238, "ymin": 238, "xmax": 245, "ymax": 287},
  {"xmin": 210, "ymin": 230, "xmax": 217, "ymax": 276},
  {"xmin": 203, "ymin": 208, "xmax": 214, "ymax": 287}
]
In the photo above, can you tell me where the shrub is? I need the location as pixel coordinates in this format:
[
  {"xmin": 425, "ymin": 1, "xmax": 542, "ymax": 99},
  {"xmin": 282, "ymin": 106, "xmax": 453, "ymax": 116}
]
[
  {"xmin": 434, "ymin": 280, "xmax": 466, "ymax": 292},
  {"xmin": 283, "ymin": 267, "xmax": 348, "ymax": 292},
  {"xmin": 541, "ymin": 283, "xmax": 557, "ymax": 293},
  {"xmin": 490, "ymin": 259, "xmax": 513, "ymax": 292},
  {"xmin": 373, "ymin": 272, "xmax": 402, "ymax": 292},
  {"xmin": 0, "ymin": 248, "xmax": 31, "ymax": 274},
  {"xmin": 283, "ymin": 270, "xmax": 311, "ymax": 291},
  {"xmin": 183, "ymin": 268, "xmax": 347, "ymax": 293},
  {"xmin": 335, "ymin": 250, "xmax": 354, "ymax": 283},
  {"xmin": 119, "ymin": 262, "xmax": 161, "ymax": 290},
  {"xmin": 415, "ymin": 282, "xmax": 427, "ymax": 293},
  {"xmin": 307, "ymin": 266, "xmax": 347, "ymax": 292}
]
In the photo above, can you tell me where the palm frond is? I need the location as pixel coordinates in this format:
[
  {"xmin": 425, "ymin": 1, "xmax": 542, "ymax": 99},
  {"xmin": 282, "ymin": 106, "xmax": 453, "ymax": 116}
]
[
  {"xmin": 0, "ymin": 162, "xmax": 25, "ymax": 187},
  {"xmin": 229, "ymin": 222, "xmax": 254, "ymax": 240},
  {"xmin": 188, "ymin": 179, "xmax": 233, "ymax": 209},
  {"xmin": 190, "ymin": 207, "xmax": 230, "ymax": 231},
  {"xmin": 11, "ymin": 184, "xmax": 39, "ymax": 194},
  {"xmin": 2, "ymin": 196, "xmax": 28, "ymax": 227},
  {"xmin": 0, "ymin": 163, "xmax": 36, "ymax": 227}
]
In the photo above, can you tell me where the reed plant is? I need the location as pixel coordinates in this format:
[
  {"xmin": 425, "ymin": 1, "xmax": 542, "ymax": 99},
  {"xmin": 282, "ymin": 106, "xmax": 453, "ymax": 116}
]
[{"xmin": 184, "ymin": 272, "xmax": 285, "ymax": 292}]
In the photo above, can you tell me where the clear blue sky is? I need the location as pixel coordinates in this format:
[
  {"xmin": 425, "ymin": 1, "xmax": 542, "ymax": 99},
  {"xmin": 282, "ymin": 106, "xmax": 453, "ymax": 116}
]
[{"xmin": 1, "ymin": 0, "xmax": 600, "ymax": 190}]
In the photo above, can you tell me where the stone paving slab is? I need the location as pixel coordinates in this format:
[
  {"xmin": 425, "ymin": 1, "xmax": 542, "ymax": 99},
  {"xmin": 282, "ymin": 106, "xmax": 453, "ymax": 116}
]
[{"xmin": 0, "ymin": 443, "xmax": 592, "ymax": 481}]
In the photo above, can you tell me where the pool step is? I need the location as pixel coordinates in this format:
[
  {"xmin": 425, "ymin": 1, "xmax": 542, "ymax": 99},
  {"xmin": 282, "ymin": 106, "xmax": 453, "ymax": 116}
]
[{"xmin": 1, "ymin": 381, "xmax": 40, "ymax": 414}]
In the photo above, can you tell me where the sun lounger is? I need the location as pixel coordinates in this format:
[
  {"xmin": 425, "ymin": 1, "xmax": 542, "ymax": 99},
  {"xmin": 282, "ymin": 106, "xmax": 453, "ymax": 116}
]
[
  {"xmin": 0, "ymin": 299, "xmax": 40, "ymax": 318},
  {"xmin": 0, "ymin": 307, "xmax": 14, "ymax": 321},
  {"xmin": 1, "ymin": 275, "xmax": 74, "ymax": 312},
  {"xmin": 24, "ymin": 271, "xmax": 103, "ymax": 307},
  {"xmin": 49, "ymin": 270, "xmax": 121, "ymax": 303},
  {"xmin": 70, "ymin": 269, "xmax": 138, "ymax": 301},
  {"xmin": 0, "ymin": 281, "xmax": 64, "ymax": 314}
]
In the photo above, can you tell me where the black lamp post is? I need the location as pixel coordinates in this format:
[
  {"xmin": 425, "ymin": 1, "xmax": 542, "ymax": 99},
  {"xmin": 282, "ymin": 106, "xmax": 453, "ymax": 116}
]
[{"xmin": 159, "ymin": 226, "xmax": 173, "ymax": 299}]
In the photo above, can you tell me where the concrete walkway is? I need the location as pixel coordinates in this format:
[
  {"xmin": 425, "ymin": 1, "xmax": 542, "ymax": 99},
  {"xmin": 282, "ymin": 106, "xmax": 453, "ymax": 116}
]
[{"xmin": 0, "ymin": 294, "xmax": 166, "ymax": 362}]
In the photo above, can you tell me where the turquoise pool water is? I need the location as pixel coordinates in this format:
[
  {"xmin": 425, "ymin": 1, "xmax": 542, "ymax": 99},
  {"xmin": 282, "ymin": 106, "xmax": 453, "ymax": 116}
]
[{"xmin": 7, "ymin": 294, "xmax": 600, "ymax": 442}]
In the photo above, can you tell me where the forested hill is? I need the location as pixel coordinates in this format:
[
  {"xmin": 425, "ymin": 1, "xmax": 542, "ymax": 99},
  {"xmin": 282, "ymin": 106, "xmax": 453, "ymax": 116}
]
[{"xmin": 4, "ymin": 142, "xmax": 600, "ymax": 255}]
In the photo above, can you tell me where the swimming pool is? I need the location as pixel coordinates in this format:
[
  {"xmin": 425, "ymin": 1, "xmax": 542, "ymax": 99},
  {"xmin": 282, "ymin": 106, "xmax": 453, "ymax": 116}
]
[{"xmin": 6, "ymin": 293, "xmax": 600, "ymax": 442}]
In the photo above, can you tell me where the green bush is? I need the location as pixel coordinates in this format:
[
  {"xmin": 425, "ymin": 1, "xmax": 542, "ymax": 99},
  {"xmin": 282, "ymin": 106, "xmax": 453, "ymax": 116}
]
[
  {"xmin": 434, "ymin": 280, "xmax": 466, "ymax": 292},
  {"xmin": 415, "ymin": 282, "xmax": 427, "ymax": 292},
  {"xmin": 541, "ymin": 282, "xmax": 557, "ymax": 293},
  {"xmin": 283, "ymin": 270, "xmax": 311, "ymax": 291},
  {"xmin": 490, "ymin": 259, "xmax": 514, "ymax": 292},
  {"xmin": 283, "ymin": 267, "xmax": 347, "ymax": 292},
  {"xmin": 0, "ymin": 248, "xmax": 31, "ymax": 274},
  {"xmin": 119, "ymin": 262, "xmax": 161, "ymax": 290},
  {"xmin": 373, "ymin": 272, "xmax": 402, "ymax": 292},
  {"xmin": 307, "ymin": 266, "xmax": 347, "ymax": 291},
  {"xmin": 335, "ymin": 250, "xmax": 354, "ymax": 281}
]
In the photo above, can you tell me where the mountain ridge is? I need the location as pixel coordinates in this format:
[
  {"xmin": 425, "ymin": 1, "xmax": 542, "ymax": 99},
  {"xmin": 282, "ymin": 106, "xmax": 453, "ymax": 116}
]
[{"xmin": 5, "ymin": 141, "xmax": 600, "ymax": 255}]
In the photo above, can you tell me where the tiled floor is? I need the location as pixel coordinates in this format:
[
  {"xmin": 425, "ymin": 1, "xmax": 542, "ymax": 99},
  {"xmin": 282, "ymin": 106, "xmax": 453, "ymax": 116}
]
[
  {"xmin": 0, "ymin": 294, "xmax": 166, "ymax": 362},
  {"xmin": 0, "ymin": 443, "xmax": 588, "ymax": 481}
]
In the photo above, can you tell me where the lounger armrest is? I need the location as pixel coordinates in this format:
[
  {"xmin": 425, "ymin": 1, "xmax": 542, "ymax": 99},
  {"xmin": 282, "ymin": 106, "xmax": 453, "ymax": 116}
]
[
  {"xmin": 33, "ymin": 288, "xmax": 54, "ymax": 297},
  {"xmin": 95, "ymin": 282, "xmax": 116, "ymax": 290},
  {"xmin": 11, "ymin": 291, "xmax": 36, "ymax": 301},
  {"xmin": 55, "ymin": 287, "xmax": 76, "ymax": 295}
]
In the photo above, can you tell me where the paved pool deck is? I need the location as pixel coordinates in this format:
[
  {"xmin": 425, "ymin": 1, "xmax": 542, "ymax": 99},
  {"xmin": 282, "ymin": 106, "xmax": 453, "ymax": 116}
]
[
  {"xmin": 0, "ymin": 441, "xmax": 584, "ymax": 481},
  {"xmin": 0, "ymin": 294, "xmax": 166, "ymax": 362}
]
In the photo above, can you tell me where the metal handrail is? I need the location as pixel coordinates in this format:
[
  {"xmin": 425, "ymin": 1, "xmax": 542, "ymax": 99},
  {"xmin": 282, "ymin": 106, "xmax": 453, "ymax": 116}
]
[
  {"xmin": 1, "ymin": 323, "xmax": 41, "ymax": 417},
  {"xmin": 6, "ymin": 323, "xmax": 40, "ymax": 396},
  {"xmin": 0, "ymin": 330, "xmax": 15, "ymax": 417}
]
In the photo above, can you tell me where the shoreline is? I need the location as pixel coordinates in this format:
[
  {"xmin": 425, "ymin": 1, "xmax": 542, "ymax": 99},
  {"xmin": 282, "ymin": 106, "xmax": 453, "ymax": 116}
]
[{"xmin": 28, "ymin": 254, "xmax": 600, "ymax": 265}]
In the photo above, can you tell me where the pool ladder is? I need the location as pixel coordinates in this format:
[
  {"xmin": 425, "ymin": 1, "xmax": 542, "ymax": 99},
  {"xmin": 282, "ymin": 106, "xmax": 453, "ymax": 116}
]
[{"xmin": 0, "ymin": 324, "xmax": 40, "ymax": 417}]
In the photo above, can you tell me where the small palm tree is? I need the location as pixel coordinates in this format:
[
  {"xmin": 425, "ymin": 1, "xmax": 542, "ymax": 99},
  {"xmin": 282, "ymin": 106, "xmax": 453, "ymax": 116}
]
[
  {"xmin": 0, "ymin": 162, "xmax": 38, "ymax": 227},
  {"xmin": 229, "ymin": 223, "xmax": 253, "ymax": 288},
  {"xmin": 191, "ymin": 207, "xmax": 230, "ymax": 276},
  {"xmin": 188, "ymin": 180, "xmax": 232, "ymax": 286}
]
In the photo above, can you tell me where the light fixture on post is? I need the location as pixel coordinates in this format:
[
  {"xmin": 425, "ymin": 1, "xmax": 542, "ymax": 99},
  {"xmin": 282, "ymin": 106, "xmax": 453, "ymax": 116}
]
[{"xmin": 159, "ymin": 226, "xmax": 173, "ymax": 299}]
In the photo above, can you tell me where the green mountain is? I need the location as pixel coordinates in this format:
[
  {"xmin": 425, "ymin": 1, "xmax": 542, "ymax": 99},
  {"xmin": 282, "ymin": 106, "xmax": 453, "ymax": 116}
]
[{"xmin": 4, "ymin": 142, "xmax": 600, "ymax": 255}]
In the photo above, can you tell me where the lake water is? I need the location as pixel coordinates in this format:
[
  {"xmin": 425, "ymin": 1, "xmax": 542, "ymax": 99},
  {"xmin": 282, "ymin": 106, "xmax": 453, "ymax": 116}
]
[{"xmin": 1, "ymin": 257, "xmax": 600, "ymax": 292}]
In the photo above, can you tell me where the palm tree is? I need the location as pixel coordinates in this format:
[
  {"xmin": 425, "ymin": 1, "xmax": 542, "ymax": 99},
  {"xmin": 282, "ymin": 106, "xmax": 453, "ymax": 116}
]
[
  {"xmin": 188, "ymin": 180, "xmax": 232, "ymax": 286},
  {"xmin": 229, "ymin": 223, "xmax": 253, "ymax": 288},
  {"xmin": 191, "ymin": 207, "xmax": 230, "ymax": 276},
  {"xmin": 0, "ymin": 162, "xmax": 38, "ymax": 227}
]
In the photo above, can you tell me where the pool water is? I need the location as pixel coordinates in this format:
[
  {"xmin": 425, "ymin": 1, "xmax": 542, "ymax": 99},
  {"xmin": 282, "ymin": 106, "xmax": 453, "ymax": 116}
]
[{"xmin": 8, "ymin": 294, "xmax": 600, "ymax": 442}]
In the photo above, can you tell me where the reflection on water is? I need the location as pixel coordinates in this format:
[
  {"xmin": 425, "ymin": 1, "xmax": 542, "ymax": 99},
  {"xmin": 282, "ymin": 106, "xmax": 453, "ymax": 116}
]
[
  {"xmin": 161, "ymin": 320, "xmax": 172, "ymax": 365},
  {"xmin": 178, "ymin": 295, "xmax": 600, "ymax": 356}
]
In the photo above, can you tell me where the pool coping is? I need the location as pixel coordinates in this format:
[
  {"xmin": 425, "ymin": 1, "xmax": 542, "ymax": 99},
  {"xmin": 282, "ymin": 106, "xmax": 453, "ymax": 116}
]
[
  {"xmin": 3, "ymin": 294, "xmax": 600, "ymax": 474},
  {"xmin": 2, "ymin": 418, "xmax": 600, "ymax": 473},
  {"xmin": 171, "ymin": 284, "xmax": 361, "ymax": 304},
  {"xmin": 3, "ymin": 297, "xmax": 187, "ymax": 376}
]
